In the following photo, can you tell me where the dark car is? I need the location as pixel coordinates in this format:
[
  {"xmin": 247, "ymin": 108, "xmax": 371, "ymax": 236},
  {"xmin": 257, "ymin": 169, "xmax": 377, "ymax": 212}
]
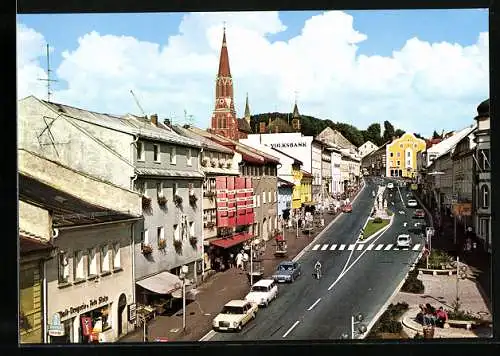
[
  {"xmin": 414, "ymin": 209, "xmax": 425, "ymax": 219},
  {"xmin": 272, "ymin": 261, "xmax": 301, "ymax": 283}
]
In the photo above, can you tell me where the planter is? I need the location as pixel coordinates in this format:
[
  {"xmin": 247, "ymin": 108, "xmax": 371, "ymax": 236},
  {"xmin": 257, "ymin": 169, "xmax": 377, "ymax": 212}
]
[
  {"xmin": 142, "ymin": 196, "xmax": 152, "ymax": 209},
  {"xmin": 218, "ymin": 160, "xmax": 225, "ymax": 168},
  {"xmin": 157, "ymin": 196, "xmax": 167, "ymax": 206},
  {"xmin": 205, "ymin": 222, "xmax": 215, "ymax": 229},
  {"xmin": 226, "ymin": 162, "xmax": 232, "ymax": 169},
  {"xmin": 158, "ymin": 239, "xmax": 166, "ymax": 250},
  {"xmin": 189, "ymin": 236, "xmax": 198, "ymax": 245},
  {"xmin": 201, "ymin": 159, "xmax": 209, "ymax": 167},
  {"xmin": 211, "ymin": 160, "xmax": 217, "ymax": 168},
  {"xmin": 189, "ymin": 195, "xmax": 198, "ymax": 205},
  {"xmin": 204, "ymin": 191, "xmax": 216, "ymax": 199},
  {"xmin": 174, "ymin": 195, "xmax": 183, "ymax": 207},
  {"xmin": 173, "ymin": 239, "xmax": 182, "ymax": 249},
  {"xmin": 141, "ymin": 244, "xmax": 153, "ymax": 255}
]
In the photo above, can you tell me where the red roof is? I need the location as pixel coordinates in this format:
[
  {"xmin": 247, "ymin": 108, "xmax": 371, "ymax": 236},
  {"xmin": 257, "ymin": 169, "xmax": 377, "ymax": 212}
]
[
  {"xmin": 210, "ymin": 233, "xmax": 253, "ymax": 249},
  {"xmin": 217, "ymin": 28, "xmax": 231, "ymax": 77}
]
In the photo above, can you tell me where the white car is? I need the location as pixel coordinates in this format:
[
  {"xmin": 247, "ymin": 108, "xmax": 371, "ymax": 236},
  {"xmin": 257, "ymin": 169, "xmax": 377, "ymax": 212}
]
[
  {"xmin": 245, "ymin": 279, "xmax": 278, "ymax": 307},
  {"xmin": 407, "ymin": 199, "xmax": 418, "ymax": 208},
  {"xmin": 212, "ymin": 300, "xmax": 258, "ymax": 332},
  {"xmin": 396, "ymin": 234, "xmax": 412, "ymax": 248},
  {"xmin": 387, "ymin": 182, "xmax": 394, "ymax": 189}
]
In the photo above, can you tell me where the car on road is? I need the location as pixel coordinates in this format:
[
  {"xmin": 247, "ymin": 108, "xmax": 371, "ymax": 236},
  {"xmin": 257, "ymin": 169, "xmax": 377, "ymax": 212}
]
[
  {"xmin": 407, "ymin": 199, "xmax": 418, "ymax": 208},
  {"xmin": 272, "ymin": 261, "xmax": 301, "ymax": 283},
  {"xmin": 387, "ymin": 182, "xmax": 394, "ymax": 189},
  {"xmin": 414, "ymin": 209, "xmax": 425, "ymax": 219},
  {"xmin": 396, "ymin": 234, "xmax": 412, "ymax": 248},
  {"xmin": 342, "ymin": 204, "xmax": 353, "ymax": 213},
  {"xmin": 244, "ymin": 279, "xmax": 278, "ymax": 307},
  {"xmin": 212, "ymin": 300, "xmax": 258, "ymax": 332},
  {"xmin": 406, "ymin": 193, "xmax": 414, "ymax": 199}
]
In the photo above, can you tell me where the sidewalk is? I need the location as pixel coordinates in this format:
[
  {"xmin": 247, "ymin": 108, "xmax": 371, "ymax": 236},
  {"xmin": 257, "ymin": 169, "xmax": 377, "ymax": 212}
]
[
  {"xmin": 413, "ymin": 191, "xmax": 491, "ymax": 313},
  {"xmin": 120, "ymin": 188, "xmax": 363, "ymax": 343}
]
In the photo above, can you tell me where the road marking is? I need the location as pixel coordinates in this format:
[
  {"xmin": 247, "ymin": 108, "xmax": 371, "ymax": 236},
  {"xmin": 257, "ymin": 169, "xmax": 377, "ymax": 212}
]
[
  {"xmin": 393, "ymin": 247, "xmax": 399, "ymax": 251},
  {"xmin": 339, "ymin": 244, "xmax": 346, "ymax": 250},
  {"xmin": 413, "ymin": 244, "xmax": 421, "ymax": 251},
  {"xmin": 307, "ymin": 298, "xmax": 321, "ymax": 311},
  {"xmin": 312, "ymin": 244, "xmax": 320, "ymax": 251},
  {"xmin": 402, "ymin": 248, "xmax": 409, "ymax": 251},
  {"xmin": 384, "ymin": 244, "xmax": 393, "ymax": 251},
  {"xmin": 199, "ymin": 330, "xmax": 216, "ymax": 341},
  {"xmin": 321, "ymin": 244, "xmax": 329, "ymax": 251},
  {"xmin": 367, "ymin": 244, "xmax": 374, "ymax": 250},
  {"xmin": 282, "ymin": 320, "xmax": 300, "ymax": 338},
  {"xmin": 330, "ymin": 244, "xmax": 337, "ymax": 251},
  {"xmin": 375, "ymin": 244, "xmax": 384, "ymax": 251},
  {"xmin": 348, "ymin": 244, "xmax": 355, "ymax": 250},
  {"xmin": 357, "ymin": 244, "xmax": 364, "ymax": 251},
  {"xmin": 397, "ymin": 186, "xmax": 404, "ymax": 205}
]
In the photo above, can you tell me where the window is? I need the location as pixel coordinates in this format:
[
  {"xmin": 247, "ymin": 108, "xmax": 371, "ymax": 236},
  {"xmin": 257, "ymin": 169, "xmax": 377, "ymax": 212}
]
[
  {"xmin": 268, "ymin": 191, "xmax": 272, "ymax": 203},
  {"xmin": 189, "ymin": 222, "xmax": 195, "ymax": 236},
  {"xmin": 137, "ymin": 141, "xmax": 145, "ymax": 161},
  {"xmin": 136, "ymin": 181, "xmax": 146, "ymax": 196},
  {"xmin": 397, "ymin": 152, "xmax": 401, "ymax": 157},
  {"xmin": 171, "ymin": 147, "xmax": 177, "ymax": 164},
  {"xmin": 173, "ymin": 183, "xmax": 178, "ymax": 197},
  {"xmin": 113, "ymin": 243, "xmax": 121, "ymax": 270},
  {"xmin": 187, "ymin": 148, "xmax": 192, "ymax": 166},
  {"xmin": 275, "ymin": 191, "xmax": 277, "ymax": 202},
  {"xmin": 480, "ymin": 218, "xmax": 489, "ymax": 239},
  {"xmin": 58, "ymin": 252, "xmax": 70, "ymax": 284},
  {"xmin": 157, "ymin": 226, "xmax": 165, "ymax": 246},
  {"xmin": 407, "ymin": 151, "xmax": 411, "ymax": 157},
  {"xmin": 173, "ymin": 224, "xmax": 180, "ymax": 241},
  {"xmin": 478, "ymin": 149, "xmax": 490, "ymax": 170},
  {"xmin": 88, "ymin": 248, "xmax": 97, "ymax": 276},
  {"xmin": 407, "ymin": 159, "xmax": 411, "ymax": 167},
  {"xmin": 390, "ymin": 160, "xmax": 393, "ymax": 167},
  {"xmin": 253, "ymin": 195, "xmax": 256, "ymax": 208},
  {"xmin": 153, "ymin": 144, "xmax": 160, "ymax": 162},
  {"xmin": 481, "ymin": 185, "xmax": 489, "ymax": 209},
  {"xmin": 390, "ymin": 152, "xmax": 393, "ymax": 157},
  {"xmin": 100, "ymin": 245, "xmax": 110, "ymax": 273},
  {"xmin": 262, "ymin": 192, "xmax": 266, "ymax": 204},
  {"xmin": 73, "ymin": 250, "xmax": 84, "ymax": 280},
  {"xmin": 256, "ymin": 195, "xmax": 260, "ymax": 207},
  {"xmin": 397, "ymin": 160, "xmax": 401, "ymax": 166},
  {"xmin": 156, "ymin": 181, "xmax": 164, "ymax": 197},
  {"xmin": 142, "ymin": 229, "xmax": 150, "ymax": 245},
  {"xmin": 400, "ymin": 144, "xmax": 403, "ymax": 148}
]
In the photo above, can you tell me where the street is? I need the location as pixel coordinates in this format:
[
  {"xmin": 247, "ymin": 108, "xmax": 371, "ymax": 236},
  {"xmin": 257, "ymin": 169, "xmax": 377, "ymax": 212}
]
[{"xmin": 207, "ymin": 178, "xmax": 424, "ymax": 341}]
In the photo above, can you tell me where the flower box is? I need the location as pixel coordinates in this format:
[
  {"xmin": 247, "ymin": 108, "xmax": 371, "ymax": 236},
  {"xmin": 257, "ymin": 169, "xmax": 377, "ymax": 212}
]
[
  {"xmin": 173, "ymin": 239, "xmax": 182, "ymax": 249},
  {"xmin": 189, "ymin": 236, "xmax": 198, "ymax": 245},
  {"xmin": 226, "ymin": 162, "xmax": 232, "ymax": 169},
  {"xmin": 157, "ymin": 196, "xmax": 167, "ymax": 206},
  {"xmin": 204, "ymin": 191, "xmax": 216, "ymax": 198},
  {"xmin": 218, "ymin": 160, "xmax": 225, "ymax": 168},
  {"xmin": 205, "ymin": 221, "xmax": 215, "ymax": 229},
  {"xmin": 189, "ymin": 195, "xmax": 198, "ymax": 205},
  {"xmin": 174, "ymin": 195, "xmax": 183, "ymax": 207},
  {"xmin": 141, "ymin": 244, "xmax": 153, "ymax": 255},
  {"xmin": 211, "ymin": 159, "xmax": 217, "ymax": 167},
  {"xmin": 158, "ymin": 239, "xmax": 166, "ymax": 250},
  {"xmin": 142, "ymin": 196, "xmax": 152, "ymax": 209},
  {"xmin": 201, "ymin": 158, "xmax": 209, "ymax": 167}
]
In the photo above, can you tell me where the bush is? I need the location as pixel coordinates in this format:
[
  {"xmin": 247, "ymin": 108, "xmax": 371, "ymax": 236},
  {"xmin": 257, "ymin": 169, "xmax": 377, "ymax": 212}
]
[
  {"xmin": 377, "ymin": 319, "xmax": 403, "ymax": 334},
  {"xmin": 447, "ymin": 309, "xmax": 481, "ymax": 321},
  {"xmin": 373, "ymin": 217, "xmax": 383, "ymax": 224},
  {"xmin": 401, "ymin": 270, "xmax": 425, "ymax": 294},
  {"xmin": 414, "ymin": 332, "xmax": 424, "ymax": 339}
]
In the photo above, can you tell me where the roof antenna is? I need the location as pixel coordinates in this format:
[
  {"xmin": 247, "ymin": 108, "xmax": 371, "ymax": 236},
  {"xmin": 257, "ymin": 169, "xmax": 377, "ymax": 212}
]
[{"xmin": 37, "ymin": 43, "xmax": 58, "ymax": 102}]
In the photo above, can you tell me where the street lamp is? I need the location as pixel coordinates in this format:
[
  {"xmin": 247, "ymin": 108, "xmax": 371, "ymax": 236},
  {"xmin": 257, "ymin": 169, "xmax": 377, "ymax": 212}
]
[
  {"xmin": 179, "ymin": 265, "xmax": 189, "ymax": 331},
  {"xmin": 349, "ymin": 313, "xmax": 367, "ymax": 339}
]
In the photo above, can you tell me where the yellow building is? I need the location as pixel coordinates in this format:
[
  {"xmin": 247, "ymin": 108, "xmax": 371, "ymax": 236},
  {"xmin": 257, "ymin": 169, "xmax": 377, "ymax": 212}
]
[
  {"xmin": 386, "ymin": 133, "xmax": 426, "ymax": 178},
  {"xmin": 300, "ymin": 170, "xmax": 313, "ymax": 204},
  {"xmin": 291, "ymin": 165, "xmax": 303, "ymax": 209}
]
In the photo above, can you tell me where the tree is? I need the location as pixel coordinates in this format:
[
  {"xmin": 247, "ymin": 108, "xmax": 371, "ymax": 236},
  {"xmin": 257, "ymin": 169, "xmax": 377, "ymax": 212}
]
[
  {"xmin": 414, "ymin": 133, "xmax": 425, "ymax": 140},
  {"xmin": 394, "ymin": 129, "xmax": 405, "ymax": 137},
  {"xmin": 432, "ymin": 130, "xmax": 441, "ymax": 139},
  {"xmin": 364, "ymin": 123, "xmax": 382, "ymax": 146},
  {"xmin": 382, "ymin": 121, "xmax": 395, "ymax": 143}
]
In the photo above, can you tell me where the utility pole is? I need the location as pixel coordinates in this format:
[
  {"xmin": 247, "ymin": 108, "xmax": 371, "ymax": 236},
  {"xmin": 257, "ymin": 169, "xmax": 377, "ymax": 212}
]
[
  {"xmin": 37, "ymin": 43, "xmax": 58, "ymax": 102},
  {"xmin": 130, "ymin": 90, "xmax": 146, "ymax": 117}
]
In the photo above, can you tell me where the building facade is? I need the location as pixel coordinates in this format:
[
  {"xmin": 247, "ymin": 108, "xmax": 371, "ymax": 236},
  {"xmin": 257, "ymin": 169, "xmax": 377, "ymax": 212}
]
[
  {"xmin": 321, "ymin": 144, "xmax": 332, "ymax": 201},
  {"xmin": 361, "ymin": 144, "xmax": 387, "ymax": 177},
  {"xmin": 300, "ymin": 171, "xmax": 313, "ymax": 204},
  {"xmin": 311, "ymin": 140, "xmax": 323, "ymax": 203},
  {"xmin": 329, "ymin": 146, "xmax": 343, "ymax": 194},
  {"xmin": 386, "ymin": 133, "xmax": 426, "ymax": 178},
  {"xmin": 358, "ymin": 140, "xmax": 378, "ymax": 158},
  {"xmin": 277, "ymin": 178, "xmax": 293, "ymax": 219}
]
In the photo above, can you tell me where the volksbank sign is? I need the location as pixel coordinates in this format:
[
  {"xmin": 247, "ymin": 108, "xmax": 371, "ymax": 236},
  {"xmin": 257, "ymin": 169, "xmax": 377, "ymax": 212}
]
[{"xmin": 270, "ymin": 142, "xmax": 308, "ymax": 148}]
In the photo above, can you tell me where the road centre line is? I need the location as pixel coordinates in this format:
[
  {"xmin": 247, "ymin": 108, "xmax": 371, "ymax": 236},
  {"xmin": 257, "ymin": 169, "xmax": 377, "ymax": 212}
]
[
  {"xmin": 307, "ymin": 298, "xmax": 321, "ymax": 311},
  {"xmin": 282, "ymin": 320, "xmax": 300, "ymax": 338}
]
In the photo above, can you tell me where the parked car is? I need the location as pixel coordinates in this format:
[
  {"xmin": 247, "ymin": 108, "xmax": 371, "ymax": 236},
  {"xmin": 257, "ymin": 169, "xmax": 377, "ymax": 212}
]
[
  {"xmin": 212, "ymin": 300, "xmax": 258, "ymax": 332},
  {"xmin": 396, "ymin": 234, "xmax": 412, "ymax": 248},
  {"xmin": 387, "ymin": 182, "xmax": 394, "ymax": 189},
  {"xmin": 244, "ymin": 279, "xmax": 278, "ymax": 307},
  {"xmin": 342, "ymin": 204, "xmax": 353, "ymax": 213},
  {"xmin": 407, "ymin": 199, "xmax": 418, "ymax": 208},
  {"xmin": 414, "ymin": 209, "xmax": 425, "ymax": 219},
  {"xmin": 406, "ymin": 193, "xmax": 414, "ymax": 199},
  {"xmin": 272, "ymin": 261, "xmax": 301, "ymax": 283}
]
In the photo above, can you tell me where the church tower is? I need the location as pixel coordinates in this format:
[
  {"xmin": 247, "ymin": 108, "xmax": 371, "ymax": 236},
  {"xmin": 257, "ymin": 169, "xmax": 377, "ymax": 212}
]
[
  {"xmin": 209, "ymin": 26, "xmax": 239, "ymax": 140},
  {"xmin": 291, "ymin": 100, "xmax": 301, "ymax": 132}
]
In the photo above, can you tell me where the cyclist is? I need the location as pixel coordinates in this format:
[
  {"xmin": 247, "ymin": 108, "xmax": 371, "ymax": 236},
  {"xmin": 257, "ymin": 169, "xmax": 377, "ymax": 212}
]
[{"xmin": 314, "ymin": 260, "xmax": 322, "ymax": 279}]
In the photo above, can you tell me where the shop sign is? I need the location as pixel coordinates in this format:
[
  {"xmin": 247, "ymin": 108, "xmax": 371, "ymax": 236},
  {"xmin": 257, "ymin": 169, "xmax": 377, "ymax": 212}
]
[
  {"xmin": 269, "ymin": 142, "xmax": 308, "ymax": 149},
  {"xmin": 453, "ymin": 203, "xmax": 472, "ymax": 217},
  {"xmin": 81, "ymin": 316, "xmax": 93, "ymax": 336},
  {"xmin": 48, "ymin": 313, "xmax": 65, "ymax": 337},
  {"xmin": 128, "ymin": 303, "xmax": 137, "ymax": 322},
  {"xmin": 58, "ymin": 296, "xmax": 109, "ymax": 318}
]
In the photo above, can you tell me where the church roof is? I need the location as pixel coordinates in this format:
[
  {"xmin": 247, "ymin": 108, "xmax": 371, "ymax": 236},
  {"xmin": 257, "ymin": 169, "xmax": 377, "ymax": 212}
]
[{"xmin": 217, "ymin": 27, "xmax": 231, "ymax": 77}]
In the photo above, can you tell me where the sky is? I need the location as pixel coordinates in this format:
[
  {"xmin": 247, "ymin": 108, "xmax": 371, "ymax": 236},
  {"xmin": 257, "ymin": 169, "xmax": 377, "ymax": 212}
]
[{"xmin": 17, "ymin": 10, "xmax": 489, "ymax": 138}]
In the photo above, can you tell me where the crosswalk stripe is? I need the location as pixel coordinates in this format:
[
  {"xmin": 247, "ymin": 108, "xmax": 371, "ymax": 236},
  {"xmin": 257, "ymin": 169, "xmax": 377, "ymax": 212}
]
[
  {"xmin": 384, "ymin": 244, "xmax": 393, "ymax": 251},
  {"xmin": 339, "ymin": 244, "xmax": 346, "ymax": 250},
  {"xmin": 312, "ymin": 244, "xmax": 320, "ymax": 251},
  {"xmin": 321, "ymin": 244, "xmax": 328, "ymax": 251},
  {"xmin": 367, "ymin": 244, "xmax": 374, "ymax": 250},
  {"xmin": 375, "ymin": 244, "xmax": 384, "ymax": 251},
  {"xmin": 348, "ymin": 244, "xmax": 355, "ymax": 250},
  {"xmin": 330, "ymin": 244, "xmax": 337, "ymax": 251},
  {"xmin": 393, "ymin": 247, "xmax": 399, "ymax": 251},
  {"xmin": 402, "ymin": 248, "xmax": 409, "ymax": 251},
  {"xmin": 413, "ymin": 244, "xmax": 421, "ymax": 251},
  {"xmin": 357, "ymin": 245, "xmax": 363, "ymax": 251}
]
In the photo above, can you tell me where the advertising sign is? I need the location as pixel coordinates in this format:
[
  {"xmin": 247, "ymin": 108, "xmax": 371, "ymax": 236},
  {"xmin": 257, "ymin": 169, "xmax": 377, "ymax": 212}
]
[
  {"xmin": 453, "ymin": 203, "xmax": 472, "ymax": 217},
  {"xmin": 410, "ymin": 184, "xmax": 418, "ymax": 191},
  {"xmin": 128, "ymin": 303, "xmax": 137, "ymax": 322},
  {"xmin": 80, "ymin": 316, "xmax": 93, "ymax": 337},
  {"xmin": 47, "ymin": 313, "xmax": 65, "ymax": 337}
]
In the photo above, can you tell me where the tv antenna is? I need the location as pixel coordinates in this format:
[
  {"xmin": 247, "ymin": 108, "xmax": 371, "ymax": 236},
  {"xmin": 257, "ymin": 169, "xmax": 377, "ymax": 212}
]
[
  {"xmin": 37, "ymin": 43, "xmax": 58, "ymax": 102},
  {"xmin": 184, "ymin": 109, "xmax": 195, "ymax": 126}
]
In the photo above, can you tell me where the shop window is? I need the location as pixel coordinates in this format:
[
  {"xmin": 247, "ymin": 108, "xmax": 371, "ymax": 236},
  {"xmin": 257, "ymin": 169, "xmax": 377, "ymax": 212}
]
[
  {"xmin": 170, "ymin": 146, "xmax": 177, "ymax": 164},
  {"xmin": 137, "ymin": 141, "xmax": 145, "ymax": 161},
  {"xmin": 74, "ymin": 251, "xmax": 85, "ymax": 280},
  {"xmin": 100, "ymin": 245, "xmax": 111, "ymax": 273},
  {"xmin": 142, "ymin": 229, "xmax": 150, "ymax": 245},
  {"xmin": 87, "ymin": 248, "xmax": 97, "ymax": 277},
  {"xmin": 58, "ymin": 252, "xmax": 70, "ymax": 284},
  {"xmin": 113, "ymin": 243, "xmax": 121, "ymax": 270},
  {"xmin": 84, "ymin": 304, "xmax": 112, "ymax": 335},
  {"xmin": 481, "ymin": 185, "xmax": 489, "ymax": 209},
  {"xmin": 153, "ymin": 144, "xmax": 160, "ymax": 162}
]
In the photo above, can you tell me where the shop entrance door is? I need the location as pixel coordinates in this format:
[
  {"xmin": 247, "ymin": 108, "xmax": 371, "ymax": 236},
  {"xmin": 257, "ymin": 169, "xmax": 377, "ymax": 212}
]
[{"xmin": 117, "ymin": 294, "xmax": 127, "ymax": 336}]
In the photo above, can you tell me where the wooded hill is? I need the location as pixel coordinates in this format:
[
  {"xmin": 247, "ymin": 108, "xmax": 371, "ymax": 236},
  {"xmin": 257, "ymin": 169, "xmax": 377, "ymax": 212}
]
[{"xmin": 249, "ymin": 112, "xmax": 425, "ymax": 148}]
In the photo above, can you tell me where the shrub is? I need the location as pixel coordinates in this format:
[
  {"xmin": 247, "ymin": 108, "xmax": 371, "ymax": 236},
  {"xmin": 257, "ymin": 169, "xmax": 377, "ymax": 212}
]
[
  {"xmin": 414, "ymin": 332, "xmax": 424, "ymax": 339},
  {"xmin": 401, "ymin": 270, "xmax": 425, "ymax": 294},
  {"xmin": 377, "ymin": 319, "xmax": 403, "ymax": 334},
  {"xmin": 373, "ymin": 217, "xmax": 383, "ymax": 224}
]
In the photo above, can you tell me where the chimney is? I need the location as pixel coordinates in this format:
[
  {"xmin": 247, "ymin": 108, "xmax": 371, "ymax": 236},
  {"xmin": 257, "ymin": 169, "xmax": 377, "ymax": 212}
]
[
  {"xmin": 163, "ymin": 119, "xmax": 171, "ymax": 127},
  {"xmin": 151, "ymin": 114, "xmax": 158, "ymax": 126}
]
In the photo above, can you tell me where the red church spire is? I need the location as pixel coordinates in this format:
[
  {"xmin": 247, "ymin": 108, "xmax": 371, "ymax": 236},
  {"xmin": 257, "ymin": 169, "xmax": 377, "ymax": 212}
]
[{"xmin": 209, "ymin": 24, "xmax": 239, "ymax": 140}]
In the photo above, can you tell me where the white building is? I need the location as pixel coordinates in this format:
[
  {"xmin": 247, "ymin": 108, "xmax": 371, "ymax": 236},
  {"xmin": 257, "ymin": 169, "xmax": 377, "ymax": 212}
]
[
  {"xmin": 329, "ymin": 146, "xmax": 343, "ymax": 195},
  {"xmin": 358, "ymin": 141, "xmax": 378, "ymax": 158},
  {"xmin": 311, "ymin": 140, "xmax": 323, "ymax": 203}
]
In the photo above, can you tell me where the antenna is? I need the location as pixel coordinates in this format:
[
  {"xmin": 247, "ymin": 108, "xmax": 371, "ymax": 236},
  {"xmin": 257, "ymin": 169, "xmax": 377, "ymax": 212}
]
[
  {"xmin": 184, "ymin": 109, "xmax": 195, "ymax": 126},
  {"xmin": 37, "ymin": 43, "xmax": 58, "ymax": 102},
  {"xmin": 130, "ymin": 90, "xmax": 146, "ymax": 117}
]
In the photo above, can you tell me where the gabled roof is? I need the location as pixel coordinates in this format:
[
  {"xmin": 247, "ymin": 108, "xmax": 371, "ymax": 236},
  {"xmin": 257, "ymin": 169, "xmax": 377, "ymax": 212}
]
[
  {"xmin": 238, "ymin": 118, "xmax": 252, "ymax": 133},
  {"xmin": 24, "ymin": 96, "xmax": 201, "ymax": 149},
  {"xmin": 271, "ymin": 147, "xmax": 303, "ymax": 166},
  {"xmin": 171, "ymin": 125, "xmax": 233, "ymax": 154},
  {"xmin": 427, "ymin": 124, "xmax": 476, "ymax": 162}
]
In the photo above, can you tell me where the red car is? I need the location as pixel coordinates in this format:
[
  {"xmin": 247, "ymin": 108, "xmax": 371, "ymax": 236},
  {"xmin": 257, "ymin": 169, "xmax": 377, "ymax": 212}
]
[
  {"xmin": 342, "ymin": 204, "xmax": 353, "ymax": 213},
  {"xmin": 414, "ymin": 209, "xmax": 425, "ymax": 219}
]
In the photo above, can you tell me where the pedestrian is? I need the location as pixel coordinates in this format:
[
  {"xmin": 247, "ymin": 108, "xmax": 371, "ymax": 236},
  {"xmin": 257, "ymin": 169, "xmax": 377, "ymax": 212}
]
[
  {"xmin": 236, "ymin": 252, "xmax": 243, "ymax": 270},
  {"xmin": 228, "ymin": 253, "xmax": 234, "ymax": 268}
]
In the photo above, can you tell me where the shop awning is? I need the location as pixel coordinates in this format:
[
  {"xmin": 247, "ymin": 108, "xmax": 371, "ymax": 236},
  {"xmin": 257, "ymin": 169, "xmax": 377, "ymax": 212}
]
[
  {"xmin": 136, "ymin": 271, "xmax": 182, "ymax": 295},
  {"xmin": 210, "ymin": 233, "xmax": 253, "ymax": 249}
]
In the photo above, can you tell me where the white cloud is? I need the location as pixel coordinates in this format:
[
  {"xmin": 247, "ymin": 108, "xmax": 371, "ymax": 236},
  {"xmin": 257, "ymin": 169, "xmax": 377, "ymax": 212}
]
[{"xmin": 17, "ymin": 11, "xmax": 489, "ymax": 137}]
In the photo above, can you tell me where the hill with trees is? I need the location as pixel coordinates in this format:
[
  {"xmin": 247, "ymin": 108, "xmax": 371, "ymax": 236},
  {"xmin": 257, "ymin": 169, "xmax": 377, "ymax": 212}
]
[{"xmin": 249, "ymin": 112, "xmax": 425, "ymax": 148}]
